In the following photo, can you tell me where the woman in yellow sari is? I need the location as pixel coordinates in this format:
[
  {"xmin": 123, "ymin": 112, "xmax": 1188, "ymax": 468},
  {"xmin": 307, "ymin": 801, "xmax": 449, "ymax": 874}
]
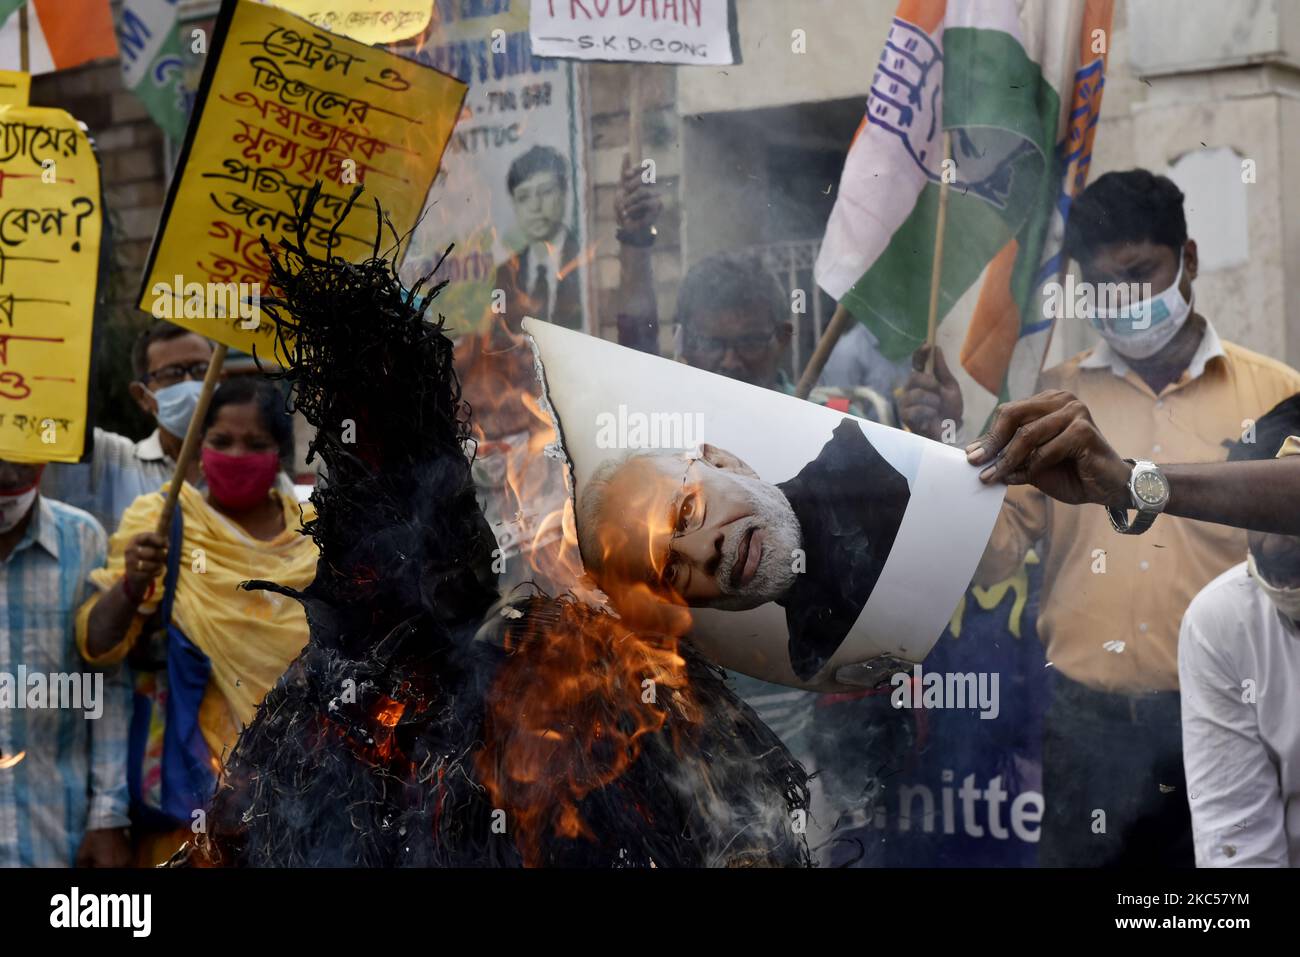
[{"xmin": 77, "ymin": 376, "xmax": 317, "ymax": 864}]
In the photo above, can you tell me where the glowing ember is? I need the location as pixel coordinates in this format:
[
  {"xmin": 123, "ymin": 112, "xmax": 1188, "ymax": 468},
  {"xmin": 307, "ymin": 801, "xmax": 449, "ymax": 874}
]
[{"xmin": 0, "ymin": 751, "xmax": 26, "ymax": 770}]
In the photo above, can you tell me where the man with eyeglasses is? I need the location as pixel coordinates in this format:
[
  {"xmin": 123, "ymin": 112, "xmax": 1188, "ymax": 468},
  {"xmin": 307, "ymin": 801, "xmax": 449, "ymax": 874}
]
[
  {"xmin": 40, "ymin": 322, "xmax": 213, "ymax": 532},
  {"xmin": 671, "ymin": 252, "xmax": 794, "ymax": 390}
]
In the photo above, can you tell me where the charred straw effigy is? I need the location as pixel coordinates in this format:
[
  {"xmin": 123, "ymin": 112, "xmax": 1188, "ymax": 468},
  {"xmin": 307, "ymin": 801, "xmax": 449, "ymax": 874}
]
[{"xmin": 177, "ymin": 185, "xmax": 811, "ymax": 868}]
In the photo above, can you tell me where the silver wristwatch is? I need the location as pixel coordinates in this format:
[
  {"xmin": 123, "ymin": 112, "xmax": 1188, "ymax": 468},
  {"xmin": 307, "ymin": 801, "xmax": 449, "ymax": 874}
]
[{"xmin": 1106, "ymin": 459, "xmax": 1169, "ymax": 535}]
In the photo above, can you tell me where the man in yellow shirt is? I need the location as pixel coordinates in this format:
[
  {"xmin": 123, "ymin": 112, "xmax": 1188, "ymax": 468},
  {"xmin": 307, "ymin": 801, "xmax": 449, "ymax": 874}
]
[{"xmin": 902, "ymin": 170, "xmax": 1300, "ymax": 866}]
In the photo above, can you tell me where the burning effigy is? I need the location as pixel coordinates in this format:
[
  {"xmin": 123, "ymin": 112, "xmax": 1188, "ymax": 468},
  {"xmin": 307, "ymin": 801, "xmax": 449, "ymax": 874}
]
[{"xmin": 174, "ymin": 187, "xmax": 811, "ymax": 868}]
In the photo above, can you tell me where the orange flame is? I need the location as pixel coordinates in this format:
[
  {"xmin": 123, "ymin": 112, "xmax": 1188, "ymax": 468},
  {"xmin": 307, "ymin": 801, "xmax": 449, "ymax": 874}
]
[{"xmin": 460, "ymin": 319, "xmax": 698, "ymax": 865}]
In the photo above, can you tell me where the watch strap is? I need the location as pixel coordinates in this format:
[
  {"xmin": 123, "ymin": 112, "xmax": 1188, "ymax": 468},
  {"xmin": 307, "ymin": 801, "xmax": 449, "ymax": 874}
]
[{"xmin": 1107, "ymin": 504, "xmax": 1157, "ymax": 535}]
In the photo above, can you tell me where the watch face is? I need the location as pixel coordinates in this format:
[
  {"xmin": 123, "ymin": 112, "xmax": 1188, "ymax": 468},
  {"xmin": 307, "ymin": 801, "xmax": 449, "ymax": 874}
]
[{"xmin": 1134, "ymin": 470, "xmax": 1167, "ymax": 506}]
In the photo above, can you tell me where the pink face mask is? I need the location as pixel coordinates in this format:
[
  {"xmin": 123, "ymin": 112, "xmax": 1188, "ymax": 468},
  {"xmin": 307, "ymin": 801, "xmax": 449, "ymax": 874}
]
[{"xmin": 201, "ymin": 447, "xmax": 279, "ymax": 510}]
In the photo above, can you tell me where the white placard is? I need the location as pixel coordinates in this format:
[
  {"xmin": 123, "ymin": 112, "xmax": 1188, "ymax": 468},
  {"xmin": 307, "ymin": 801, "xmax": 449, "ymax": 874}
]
[{"xmin": 528, "ymin": 0, "xmax": 736, "ymax": 65}]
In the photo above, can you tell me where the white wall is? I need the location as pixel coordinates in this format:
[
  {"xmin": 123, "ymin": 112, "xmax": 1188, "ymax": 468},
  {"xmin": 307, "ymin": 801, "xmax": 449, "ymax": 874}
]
[{"xmin": 677, "ymin": 0, "xmax": 890, "ymax": 115}]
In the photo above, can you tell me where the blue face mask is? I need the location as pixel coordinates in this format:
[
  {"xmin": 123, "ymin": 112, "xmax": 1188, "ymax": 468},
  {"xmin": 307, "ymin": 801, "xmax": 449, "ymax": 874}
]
[
  {"xmin": 1086, "ymin": 251, "xmax": 1192, "ymax": 360},
  {"xmin": 152, "ymin": 379, "xmax": 204, "ymax": 437}
]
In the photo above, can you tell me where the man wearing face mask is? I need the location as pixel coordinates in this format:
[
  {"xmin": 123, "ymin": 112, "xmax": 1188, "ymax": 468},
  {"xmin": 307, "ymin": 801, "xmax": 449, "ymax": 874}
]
[
  {"xmin": 901, "ymin": 169, "xmax": 1300, "ymax": 867},
  {"xmin": 1179, "ymin": 396, "xmax": 1300, "ymax": 867},
  {"xmin": 40, "ymin": 322, "xmax": 213, "ymax": 533}
]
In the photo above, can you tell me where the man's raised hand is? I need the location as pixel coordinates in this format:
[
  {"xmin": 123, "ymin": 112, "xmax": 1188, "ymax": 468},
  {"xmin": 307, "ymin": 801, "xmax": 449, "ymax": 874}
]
[
  {"xmin": 900, "ymin": 345, "xmax": 963, "ymax": 441},
  {"xmin": 616, "ymin": 154, "xmax": 662, "ymax": 238}
]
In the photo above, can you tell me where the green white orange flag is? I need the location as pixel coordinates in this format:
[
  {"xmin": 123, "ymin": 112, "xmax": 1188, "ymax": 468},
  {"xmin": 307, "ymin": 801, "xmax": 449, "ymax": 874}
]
[
  {"xmin": 815, "ymin": 0, "xmax": 1114, "ymax": 433},
  {"xmin": 0, "ymin": 0, "xmax": 118, "ymax": 74}
]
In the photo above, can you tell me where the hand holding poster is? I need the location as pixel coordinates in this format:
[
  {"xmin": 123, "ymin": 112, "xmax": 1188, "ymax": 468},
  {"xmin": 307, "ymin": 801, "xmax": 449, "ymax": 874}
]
[
  {"xmin": 529, "ymin": 0, "xmax": 739, "ymax": 65},
  {"xmin": 524, "ymin": 319, "xmax": 1005, "ymax": 691},
  {"xmin": 139, "ymin": 0, "xmax": 466, "ymax": 353},
  {"xmin": 0, "ymin": 100, "xmax": 101, "ymax": 464}
]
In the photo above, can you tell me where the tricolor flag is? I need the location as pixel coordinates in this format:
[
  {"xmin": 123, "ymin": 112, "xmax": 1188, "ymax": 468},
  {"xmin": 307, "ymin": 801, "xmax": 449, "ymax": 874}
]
[
  {"xmin": 0, "ymin": 0, "xmax": 118, "ymax": 74},
  {"xmin": 815, "ymin": 0, "xmax": 1114, "ymax": 433}
]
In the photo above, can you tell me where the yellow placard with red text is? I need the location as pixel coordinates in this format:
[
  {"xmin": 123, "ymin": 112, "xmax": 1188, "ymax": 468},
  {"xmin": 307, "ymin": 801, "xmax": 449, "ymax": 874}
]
[
  {"xmin": 0, "ymin": 105, "xmax": 100, "ymax": 464},
  {"xmin": 139, "ymin": 0, "xmax": 466, "ymax": 354}
]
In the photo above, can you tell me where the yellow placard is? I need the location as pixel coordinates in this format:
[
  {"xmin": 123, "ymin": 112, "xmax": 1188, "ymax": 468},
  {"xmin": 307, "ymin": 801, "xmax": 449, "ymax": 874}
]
[
  {"xmin": 264, "ymin": 0, "xmax": 434, "ymax": 44},
  {"xmin": 0, "ymin": 106, "xmax": 100, "ymax": 464},
  {"xmin": 0, "ymin": 71, "xmax": 31, "ymax": 108},
  {"xmin": 139, "ymin": 0, "xmax": 466, "ymax": 354}
]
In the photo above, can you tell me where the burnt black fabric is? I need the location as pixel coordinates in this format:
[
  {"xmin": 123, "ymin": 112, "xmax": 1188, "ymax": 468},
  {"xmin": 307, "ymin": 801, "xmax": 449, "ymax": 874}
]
[{"xmin": 777, "ymin": 419, "xmax": 912, "ymax": 680}]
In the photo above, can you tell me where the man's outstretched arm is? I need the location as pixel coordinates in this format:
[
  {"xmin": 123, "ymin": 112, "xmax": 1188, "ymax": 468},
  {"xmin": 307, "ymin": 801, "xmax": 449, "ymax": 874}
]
[{"xmin": 964, "ymin": 390, "xmax": 1300, "ymax": 536}]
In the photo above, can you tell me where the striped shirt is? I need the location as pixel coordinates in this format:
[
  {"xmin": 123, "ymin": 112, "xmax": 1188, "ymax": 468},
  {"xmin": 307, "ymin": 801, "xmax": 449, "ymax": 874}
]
[
  {"xmin": 727, "ymin": 671, "xmax": 818, "ymax": 766},
  {"xmin": 0, "ymin": 497, "xmax": 130, "ymax": 867},
  {"xmin": 39, "ymin": 428, "xmax": 176, "ymax": 535}
]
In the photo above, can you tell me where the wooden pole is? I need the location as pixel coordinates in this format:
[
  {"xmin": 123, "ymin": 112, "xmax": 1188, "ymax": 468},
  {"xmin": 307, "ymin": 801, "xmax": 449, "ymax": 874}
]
[
  {"xmin": 794, "ymin": 302, "xmax": 852, "ymax": 399},
  {"xmin": 18, "ymin": 3, "xmax": 29, "ymax": 74},
  {"xmin": 153, "ymin": 344, "xmax": 228, "ymax": 536},
  {"xmin": 924, "ymin": 130, "xmax": 954, "ymax": 373},
  {"xmin": 797, "ymin": 130, "xmax": 955, "ymax": 398}
]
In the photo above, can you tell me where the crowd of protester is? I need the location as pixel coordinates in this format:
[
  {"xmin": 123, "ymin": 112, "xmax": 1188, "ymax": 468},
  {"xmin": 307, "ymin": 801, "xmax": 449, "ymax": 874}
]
[{"xmin": 2, "ymin": 164, "xmax": 1297, "ymax": 868}]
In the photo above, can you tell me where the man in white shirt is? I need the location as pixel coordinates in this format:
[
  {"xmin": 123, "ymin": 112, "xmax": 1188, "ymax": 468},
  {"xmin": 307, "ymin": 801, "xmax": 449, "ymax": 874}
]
[{"xmin": 1180, "ymin": 395, "xmax": 1300, "ymax": 867}]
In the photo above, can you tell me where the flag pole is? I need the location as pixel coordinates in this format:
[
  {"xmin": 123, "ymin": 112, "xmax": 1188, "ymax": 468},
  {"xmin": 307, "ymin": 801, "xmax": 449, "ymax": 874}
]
[
  {"xmin": 18, "ymin": 3, "xmax": 29, "ymax": 73},
  {"xmin": 153, "ymin": 344, "xmax": 228, "ymax": 537},
  {"xmin": 798, "ymin": 129, "xmax": 954, "ymax": 398},
  {"xmin": 924, "ymin": 130, "xmax": 954, "ymax": 373},
  {"xmin": 794, "ymin": 303, "xmax": 851, "ymax": 399}
]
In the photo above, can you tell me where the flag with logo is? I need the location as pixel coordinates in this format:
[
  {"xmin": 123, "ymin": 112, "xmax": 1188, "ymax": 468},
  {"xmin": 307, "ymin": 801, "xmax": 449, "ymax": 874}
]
[
  {"xmin": 815, "ymin": 0, "xmax": 1114, "ymax": 433},
  {"xmin": 114, "ymin": 0, "xmax": 191, "ymax": 142},
  {"xmin": 0, "ymin": 0, "xmax": 118, "ymax": 74}
]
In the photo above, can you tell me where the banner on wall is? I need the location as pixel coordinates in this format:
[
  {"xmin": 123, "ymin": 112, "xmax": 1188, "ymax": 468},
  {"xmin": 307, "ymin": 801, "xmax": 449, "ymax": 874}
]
[
  {"xmin": 0, "ymin": 96, "xmax": 101, "ymax": 463},
  {"xmin": 528, "ymin": 0, "xmax": 739, "ymax": 65},
  {"xmin": 398, "ymin": 1, "xmax": 592, "ymax": 336},
  {"xmin": 138, "ymin": 0, "xmax": 466, "ymax": 353}
]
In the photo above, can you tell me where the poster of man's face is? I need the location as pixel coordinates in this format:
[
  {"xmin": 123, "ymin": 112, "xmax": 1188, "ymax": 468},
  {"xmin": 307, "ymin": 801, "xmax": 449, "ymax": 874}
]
[
  {"xmin": 524, "ymin": 320, "xmax": 1005, "ymax": 691},
  {"xmin": 509, "ymin": 152, "xmax": 569, "ymax": 245}
]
